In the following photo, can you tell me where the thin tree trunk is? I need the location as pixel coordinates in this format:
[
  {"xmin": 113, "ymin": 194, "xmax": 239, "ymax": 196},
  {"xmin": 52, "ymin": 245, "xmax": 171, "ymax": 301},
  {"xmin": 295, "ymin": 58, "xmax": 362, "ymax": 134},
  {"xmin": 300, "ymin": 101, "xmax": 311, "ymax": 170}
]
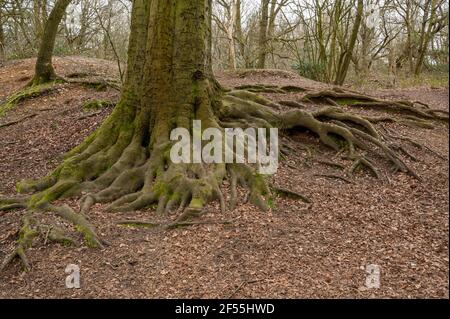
[
  {"xmin": 0, "ymin": 3, "xmax": 5, "ymax": 63},
  {"xmin": 406, "ymin": 1, "xmax": 415, "ymax": 74},
  {"xmin": 414, "ymin": 0, "xmax": 437, "ymax": 76},
  {"xmin": 34, "ymin": 0, "xmax": 48, "ymax": 42},
  {"xmin": 32, "ymin": 0, "xmax": 72, "ymax": 85},
  {"xmin": 234, "ymin": 0, "xmax": 247, "ymax": 68},
  {"xmin": 334, "ymin": 0, "xmax": 364, "ymax": 85},
  {"xmin": 227, "ymin": 0, "xmax": 237, "ymax": 70},
  {"xmin": 257, "ymin": 0, "xmax": 269, "ymax": 69},
  {"xmin": 102, "ymin": 0, "xmax": 113, "ymax": 59},
  {"xmin": 76, "ymin": 0, "xmax": 89, "ymax": 50}
]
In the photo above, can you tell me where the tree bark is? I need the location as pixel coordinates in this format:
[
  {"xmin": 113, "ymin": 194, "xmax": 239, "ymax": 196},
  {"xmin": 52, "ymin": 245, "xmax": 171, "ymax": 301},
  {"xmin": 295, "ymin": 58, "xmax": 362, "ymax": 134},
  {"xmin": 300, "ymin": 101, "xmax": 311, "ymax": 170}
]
[
  {"xmin": 33, "ymin": 0, "xmax": 48, "ymax": 43},
  {"xmin": 234, "ymin": 0, "xmax": 246, "ymax": 67},
  {"xmin": 414, "ymin": 0, "xmax": 439, "ymax": 76},
  {"xmin": 32, "ymin": 0, "xmax": 72, "ymax": 85},
  {"xmin": 229, "ymin": 0, "xmax": 238, "ymax": 70},
  {"xmin": 334, "ymin": 0, "xmax": 364, "ymax": 85},
  {"xmin": 0, "ymin": 3, "xmax": 5, "ymax": 64}
]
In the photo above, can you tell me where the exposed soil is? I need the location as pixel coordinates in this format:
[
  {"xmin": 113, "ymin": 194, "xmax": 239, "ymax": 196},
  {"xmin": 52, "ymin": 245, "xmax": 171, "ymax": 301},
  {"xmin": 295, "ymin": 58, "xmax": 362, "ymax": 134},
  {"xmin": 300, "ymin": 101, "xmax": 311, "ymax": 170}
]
[{"xmin": 0, "ymin": 57, "xmax": 448, "ymax": 299}]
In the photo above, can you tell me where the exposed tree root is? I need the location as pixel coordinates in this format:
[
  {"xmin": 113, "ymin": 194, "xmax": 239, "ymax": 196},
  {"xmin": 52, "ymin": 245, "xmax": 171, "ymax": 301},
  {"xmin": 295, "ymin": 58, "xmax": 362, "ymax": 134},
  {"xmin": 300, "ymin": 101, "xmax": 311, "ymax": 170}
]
[
  {"xmin": 278, "ymin": 100, "xmax": 308, "ymax": 109},
  {"xmin": 301, "ymin": 87, "xmax": 449, "ymax": 123},
  {"xmin": 117, "ymin": 218, "xmax": 234, "ymax": 230},
  {"xmin": 82, "ymin": 100, "xmax": 116, "ymax": 112},
  {"xmin": 234, "ymin": 84, "xmax": 308, "ymax": 94},
  {"xmin": 0, "ymin": 213, "xmax": 37, "ymax": 272},
  {"xmin": 380, "ymin": 125, "xmax": 447, "ymax": 161},
  {"xmin": 77, "ymin": 111, "xmax": 103, "ymax": 120},
  {"xmin": 0, "ymin": 195, "xmax": 28, "ymax": 211},
  {"xmin": 65, "ymin": 77, "xmax": 121, "ymax": 91},
  {"xmin": 0, "ymin": 211, "xmax": 76, "ymax": 272},
  {"xmin": 347, "ymin": 156, "xmax": 381, "ymax": 179},
  {"xmin": 0, "ymin": 83, "xmax": 58, "ymax": 117},
  {"xmin": 1, "ymin": 84, "xmax": 445, "ymax": 272},
  {"xmin": 0, "ymin": 76, "xmax": 119, "ymax": 118}
]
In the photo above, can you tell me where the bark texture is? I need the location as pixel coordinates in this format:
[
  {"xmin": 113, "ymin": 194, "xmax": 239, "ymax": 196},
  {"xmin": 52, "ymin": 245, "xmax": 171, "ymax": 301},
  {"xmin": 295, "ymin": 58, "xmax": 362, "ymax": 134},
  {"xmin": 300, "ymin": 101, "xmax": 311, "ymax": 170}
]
[
  {"xmin": 0, "ymin": 3, "xmax": 5, "ymax": 63},
  {"xmin": 32, "ymin": 0, "xmax": 72, "ymax": 85},
  {"xmin": 334, "ymin": 0, "xmax": 364, "ymax": 85}
]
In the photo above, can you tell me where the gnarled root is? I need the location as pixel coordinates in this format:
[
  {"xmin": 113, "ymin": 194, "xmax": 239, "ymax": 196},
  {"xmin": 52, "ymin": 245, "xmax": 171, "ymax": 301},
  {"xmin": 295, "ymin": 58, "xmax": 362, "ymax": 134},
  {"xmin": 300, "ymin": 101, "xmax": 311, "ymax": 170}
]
[
  {"xmin": 0, "ymin": 211, "xmax": 76, "ymax": 272},
  {"xmin": 0, "ymin": 75, "xmax": 119, "ymax": 118},
  {"xmin": 301, "ymin": 87, "xmax": 449, "ymax": 124},
  {"xmin": 221, "ymin": 90, "xmax": 421, "ymax": 180},
  {"xmin": 0, "ymin": 213, "xmax": 38, "ymax": 272}
]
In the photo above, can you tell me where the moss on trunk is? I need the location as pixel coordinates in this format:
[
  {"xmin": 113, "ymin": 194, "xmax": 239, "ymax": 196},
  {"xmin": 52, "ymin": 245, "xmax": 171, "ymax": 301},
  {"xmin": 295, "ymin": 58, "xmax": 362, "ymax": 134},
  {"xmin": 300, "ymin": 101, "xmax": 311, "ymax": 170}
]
[{"xmin": 32, "ymin": 0, "xmax": 72, "ymax": 85}]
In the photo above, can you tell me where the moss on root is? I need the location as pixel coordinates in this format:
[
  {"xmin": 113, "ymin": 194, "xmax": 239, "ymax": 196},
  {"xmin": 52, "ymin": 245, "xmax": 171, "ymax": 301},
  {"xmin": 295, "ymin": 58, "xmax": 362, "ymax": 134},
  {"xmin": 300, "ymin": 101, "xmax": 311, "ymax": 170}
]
[{"xmin": 0, "ymin": 82, "xmax": 58, "ymax": 117}]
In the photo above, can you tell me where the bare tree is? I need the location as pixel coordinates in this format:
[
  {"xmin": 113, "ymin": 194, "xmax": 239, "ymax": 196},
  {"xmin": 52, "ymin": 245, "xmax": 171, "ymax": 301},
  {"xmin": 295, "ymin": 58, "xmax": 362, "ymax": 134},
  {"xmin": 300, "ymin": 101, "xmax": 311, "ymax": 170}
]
[
  {"xmin": 0, "ymin": 0, "xmax": 5, "ymax": 64},
  {"xmin": 32, "ymin": 0, "xmax": 73, "ymax": 85},
  {"xmin": 335, "ymin": 0, "xmax": 364, "ymax": 85}
]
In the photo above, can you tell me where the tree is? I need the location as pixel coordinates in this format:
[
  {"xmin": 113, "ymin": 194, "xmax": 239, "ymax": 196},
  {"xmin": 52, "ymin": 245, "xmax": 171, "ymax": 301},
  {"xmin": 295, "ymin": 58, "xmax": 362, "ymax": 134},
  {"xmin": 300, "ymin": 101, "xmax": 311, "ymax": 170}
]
[
  {"xmin": 234, "ymin": 0, "xmax": 246, "ymax": 66},
  {"xmin": 0, "ymin": 1, "xmax": 5, "ymax": 64},
  {"xmin": 1, "ymin": 0, "xmax": 447, "ymax": 271},
  {"xmin": 334, "ymin": 0, "xmax": 364, "ymax": 85},
  {"xmin": 33, "ymin": 0, "xmax": 48, "ymax": 43},
  {"xmin": 214, "ymin": 0, "xmax": 239, "ymax": 70},
  {"xmin": 32, "ymin": 0, "xmax": 72, "ymax": 85}
]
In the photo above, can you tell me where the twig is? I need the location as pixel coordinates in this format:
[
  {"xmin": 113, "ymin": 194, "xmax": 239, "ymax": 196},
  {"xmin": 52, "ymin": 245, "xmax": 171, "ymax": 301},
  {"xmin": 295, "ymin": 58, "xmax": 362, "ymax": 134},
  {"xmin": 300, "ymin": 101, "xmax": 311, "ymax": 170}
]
[
  {"xmin": 165, "ymin": 219, "xmax": 234, "ymax": 229},
  {"xmin": 228, "ymin": 279, "xmax": 266, "ymax": 298},
  {"xmin": 117, "ymin": 218, "xmax": 235, "ymax": 230},
  {"xmin": 273, "ymin": 186, "xmax": 312, "ymax": 203},
  {"xmin": 0, "ymin": 113, "xmax": 37, "ymax": 128},
  {"xmin": 317, "ymin": 160, "xmax": 346, "ymax": 170}
]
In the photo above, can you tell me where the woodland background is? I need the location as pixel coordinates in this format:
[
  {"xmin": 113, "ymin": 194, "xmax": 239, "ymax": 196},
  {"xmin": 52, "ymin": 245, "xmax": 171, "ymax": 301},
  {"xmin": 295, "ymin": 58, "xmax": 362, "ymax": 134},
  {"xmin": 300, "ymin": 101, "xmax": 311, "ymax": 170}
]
[{"xmin": 0, "ymin": 0, "xmax": 448, "ymax": 87}]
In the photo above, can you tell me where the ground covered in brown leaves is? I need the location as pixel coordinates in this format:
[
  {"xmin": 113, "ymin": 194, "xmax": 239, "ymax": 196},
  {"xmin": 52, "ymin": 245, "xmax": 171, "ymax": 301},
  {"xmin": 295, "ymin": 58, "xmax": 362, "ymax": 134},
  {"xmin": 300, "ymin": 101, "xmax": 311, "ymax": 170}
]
[{"xmin": 0, "ymin": 57, "xmax": 448, "ymax": 298}]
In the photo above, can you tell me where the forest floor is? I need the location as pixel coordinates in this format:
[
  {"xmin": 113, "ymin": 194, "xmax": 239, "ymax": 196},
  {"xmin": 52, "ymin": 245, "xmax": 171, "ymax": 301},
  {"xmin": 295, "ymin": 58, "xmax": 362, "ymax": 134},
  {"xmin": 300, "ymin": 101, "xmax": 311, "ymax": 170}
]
[{"xmin": 0, "ymin": 57, "xmax": 448, "ymax": 298}]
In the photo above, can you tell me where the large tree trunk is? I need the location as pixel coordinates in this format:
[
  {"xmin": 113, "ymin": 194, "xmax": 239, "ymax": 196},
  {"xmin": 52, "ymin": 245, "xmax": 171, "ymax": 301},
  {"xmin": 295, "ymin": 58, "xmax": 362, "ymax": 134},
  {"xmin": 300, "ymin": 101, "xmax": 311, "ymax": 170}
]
[
  {"xmin": 133, "ymin": 0, "xmax": 218, "ymax": 143},
  {"xmin": 33, "ymin": 0, "xmax": 48, "ymax": 43},
  {"xmin": 32, "ymin": 0, "xmax": 72, "ymax": 85},
  {"xmin": 21, "ymin": 0, "xmax": 226, "ymax": 217},
  {"xmin": 234, "ymin": 0, "xmax": 246, "ymax": 67}
]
